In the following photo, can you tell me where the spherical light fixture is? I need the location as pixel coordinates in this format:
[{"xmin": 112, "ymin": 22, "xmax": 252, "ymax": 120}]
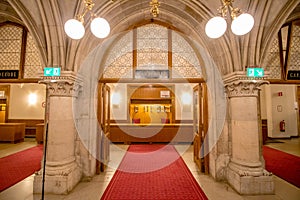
[
  {"xmin": 231, "ymin": 13, "xmax": 254, "ymax": 36},
  {"xmin": 64, "ymin": 0, "xmax": 110, "ymax": 40},
  {"xmin": 90, "ymin": 17, "xmax": 111, "ymax": 38},
  {"xmin": 64, "ymin": 19, "xmax": 85, "ymax": 40},
  {"xmin": 205, "ymin": 16, "xmax": 227, "ymax": 39},
  {"xmin": 205, "ymin": 0, "xmax": 254, "ymax": 39}
]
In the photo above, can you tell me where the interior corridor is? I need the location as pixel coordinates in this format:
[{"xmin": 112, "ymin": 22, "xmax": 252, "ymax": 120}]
[{"xmin": 0, "ymin": 138, "xmax": 299, "ymax": 200}]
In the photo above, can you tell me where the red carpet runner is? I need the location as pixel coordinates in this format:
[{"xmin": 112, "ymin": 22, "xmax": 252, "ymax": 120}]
[
  {"xmin": 263, "ymin": 146, "xmax": 300, "ymax": 188},
  {"xmin": 0, "ymin": 145, "xmax": 43, "ymax": 192},
  {"xmin": 101, "ymin": 144, "xmax": 208, "ymax": 200}
]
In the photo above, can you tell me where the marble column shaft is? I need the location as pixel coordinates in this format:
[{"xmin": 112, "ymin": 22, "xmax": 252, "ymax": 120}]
[
  {"xmin": 225, "ymin": 80, "xmax": 274, "ymax": 195},
  {"xmin": 34, "ymin": 73, "xmax": 82, "ymax": 194}
]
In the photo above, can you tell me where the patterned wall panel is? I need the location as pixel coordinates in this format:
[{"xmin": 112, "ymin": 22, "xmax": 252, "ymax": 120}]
[
  {"xmin": 288, "ymin": 24, "xmax": 300, "ymax": 71},
  {"xmin": 0, "ymin": 25, "xmax": 22, "ymax": 70},
  {"xmin": 137, "ymin": 24, "xmax": 168, "ymax": 69},
  {"xmin": 103, "ymin": 24, "xmax": 203, "ymax": 79},
  {"xmin": 262, "ymin": 37, "xmax": 282, "ymax": 79},
  {"xmin": 103, "ymin": 31, "xmax": 133, "ymax": 78},
  {"xmin": 24, "ymin": 33, "xmax": 43, "ymax": 78},
  {"xmin": 172, "ymin": 32, "xmax": 202, "ymax": 78}
]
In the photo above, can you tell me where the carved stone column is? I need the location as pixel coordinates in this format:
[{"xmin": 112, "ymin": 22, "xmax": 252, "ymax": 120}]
[
  {"xmin": 34, "ymin": 72, "xmax": 82, "ymax": 194},
  {"xmin": 224, "ymin": 74, "xmax": 274, "ymax": 195}
]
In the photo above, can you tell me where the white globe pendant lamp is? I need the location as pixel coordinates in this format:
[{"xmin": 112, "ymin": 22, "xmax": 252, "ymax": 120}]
[
  {"xmin": 205, "ymin": 0, "xmax": 254, "ymax": 39},
  {"xmin": 90, "ymin": 17, "xmax": 111, "ymax": 38},
  {"xmin": 231, "ymin": 13, "xmax": 254, "ymax": 36},
  {"xmin": 64, "ymin": 19, "xmax": 85, "ymax": 40},
  {"xmin": 205, "ymin": 16, "xmax": 227, "ymax": 39},
  {"xmin": 64, "ymin": 0, "xmax": 110, "ymax": 40}
]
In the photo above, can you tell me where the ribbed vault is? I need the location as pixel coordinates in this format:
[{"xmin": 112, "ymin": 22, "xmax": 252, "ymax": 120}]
[{"xmin": 0, "ymin": 0, "xmax": 299, "ymax": 76}]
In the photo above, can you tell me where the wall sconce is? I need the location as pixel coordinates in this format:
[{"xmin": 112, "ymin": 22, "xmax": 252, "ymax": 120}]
[
  {"xmin": 0, "ymin": 91, "xmax": 5, "ymax": 99},
  {"xmin": 28, "ymin": 93, "xmax": 37, "ymax": 105},
  {"xmin": 181, "ymin": 93, "xmax": 192, "ymax": 105},
  {"xmin": 111, "ymin": 92, "xmax": 121, "ymax": 108},
  {"xmin": 181, "ymin": 92, "xmax": 192, "ymax": 112},
  {"xmin": 64, "ymin": 0, "xmax": 110, "ymax": 40},
  {"xmin": 205, "ymin": 0, "xmax": 254, "ymax": 39}
]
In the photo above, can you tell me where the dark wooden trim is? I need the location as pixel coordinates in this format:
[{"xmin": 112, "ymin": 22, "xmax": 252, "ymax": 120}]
[
  {"xmin": 0, "ymin": 79, "xmax": 40, "ymax": 83},
  {"xmin": 278, "ymin": 28, "xmax": 285, "ymax": 80},
  {"xmin": 7, "ymin": 119, "xmax": 44, "ymax": 126},
  {"xmin": 110, "ymin": 120, "xmax": 130, "ymax": 124},
  {"xmin": 261, "ymin": 119, "xmax": 268, "ymax": 145},
  {"xmin": 284, "ymin": 24, "xmax": 293, "ymax": 80},
  {"xmin": 133, "ymin": 28, "xmax": 137, "ymax": 78},
  {"xmin": 0, "ymin": 85, "xmax": 10, "ymax": 122},
  {"xmin": 19, "ymin": 27, "xmax": 28, "ymax": 80},
  {"xmin": 168, "ymin": 29, "xmax": 172, "ymax": 78},
  {"xmin": 96, "ymin": 83, "xmax": 103, "ymax": 174},
  {"xmin": 128, "ymin": 84, "xmax": 173, "ymax": 88},
  {"xmin": 267, "ymin": 79, "xmax": 300, "ymax": 84},
  {"xmin": 202, "ymin": 83, "xmax": 209, "ymax": 174},
  {"xmin": 0, "ymin": 21, "xmax": 27, "ymax": 30},
  {"xmin": 99, "ymin": 78, "xmax": 205, "ymax": 83},
  {"xmin": 297, "ymin": 86, "xmax": 300, "ymax": 136},
  {"xmin": 110, "ymin": 124, "xmax": 194, "ymax": 143},
  {"xmin": 125, "ymin": 19, "xmax": 182, "ymax": 34},
  {"xmin": 174, "ymin": 119, "xmax": 193, "ymax": 124}
]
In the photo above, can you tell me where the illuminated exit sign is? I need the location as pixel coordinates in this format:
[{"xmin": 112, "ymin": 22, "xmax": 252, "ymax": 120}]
[
  {"xmin": 247, "ymin": 68, "xmax": 264, "ymax": 77},
  {"xmin": 44, "ymin": 67, "xmax": 61, "ymax": 76}
]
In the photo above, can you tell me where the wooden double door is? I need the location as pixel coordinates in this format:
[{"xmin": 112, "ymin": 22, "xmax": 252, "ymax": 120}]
[{"xmin": 193, "ymin": 83, "xmax": 209, "ymax": 174}]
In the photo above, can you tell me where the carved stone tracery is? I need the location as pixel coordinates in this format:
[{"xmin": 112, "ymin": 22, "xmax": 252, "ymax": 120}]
[
  {"xmin": 39, "ymin": 72, "xmax": 83, "ymax": 97},
  {"xmin": 47, "ymin": 81, "xmax": 81, "ymax": 97},
  {"xmin": 225, "ymin": 80, "xmax": 269, "ymax": 98}
]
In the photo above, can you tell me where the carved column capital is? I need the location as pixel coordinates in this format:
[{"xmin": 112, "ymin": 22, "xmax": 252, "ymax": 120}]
[
  {"xmin": 39, "ymin": 71, "xmax": 83, "ymax": 97},
  {"xmin": 223, "ymin": 71, "xmax": 269, "ymax": 98},
  {"xmin": 225, "ymin": 80, "xmax": 268, "ymax": 98}
]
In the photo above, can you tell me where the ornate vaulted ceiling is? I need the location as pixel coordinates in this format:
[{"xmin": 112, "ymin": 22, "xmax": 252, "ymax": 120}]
[{"xmin": 0, "ymin": 0, "xmax": 299, "ymax": 77}]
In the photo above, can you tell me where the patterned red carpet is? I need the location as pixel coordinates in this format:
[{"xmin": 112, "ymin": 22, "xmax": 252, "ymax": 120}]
[
  {"xmin": 0, "ymin": 145, "xmax": 43, "ymax": 192},
  {"xmin": 263, "ymin": 146, "xmax": 300, "ymax": 188},
  {"xmin": 101, "ymin": 144, "xmax": 208, "ymax": 200}
]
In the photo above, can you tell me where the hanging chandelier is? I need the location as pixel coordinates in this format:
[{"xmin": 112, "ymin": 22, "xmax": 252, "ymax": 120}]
[
  {"xmin": 205, "ymin": 0, "xmax": 254, "ymax": 39},
  {"xmin": 64, "ymin": 0, "xmax": 110, "ymax": 40}
]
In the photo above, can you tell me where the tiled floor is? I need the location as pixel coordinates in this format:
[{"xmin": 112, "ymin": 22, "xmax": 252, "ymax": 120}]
[{"xmin": 0, "ymin": 138, "xmax": 299, "ymax": 200}]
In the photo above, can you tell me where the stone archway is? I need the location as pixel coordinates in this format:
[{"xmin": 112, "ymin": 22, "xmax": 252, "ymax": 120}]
[{"xmin": 73, "ymin": 25, "xmax": 227, "ymax": 180}]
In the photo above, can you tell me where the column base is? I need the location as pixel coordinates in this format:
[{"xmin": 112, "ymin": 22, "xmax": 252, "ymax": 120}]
[
  {"xmin": 33, "ymin": 161, "xmax": 82, "ymax": 195},
  {"xmin": 227, "ymin": 162, "xmax": 274, "ymax": 195}
]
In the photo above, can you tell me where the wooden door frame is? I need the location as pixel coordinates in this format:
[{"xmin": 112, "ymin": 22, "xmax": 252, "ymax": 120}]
[
  {"xmin": 297, "ymin": 86, "xmax": 300, "ymax": 136},
  {"xmin": 193, "ymin": 83, "xmax": 209, "ymax": 174},
  {"xmin": 0, "ymin": 85, "xmax": 10, "ymax": 122},
  {"xmin": 96, "ymin": 83, "xmax": 111, "ymax": 174}
]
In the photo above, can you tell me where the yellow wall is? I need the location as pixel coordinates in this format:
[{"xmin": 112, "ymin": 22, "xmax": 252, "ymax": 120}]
[
  {"xmin": 130, "ymin": 104, "xmax": 171, "ymax": 124},
  {"xmin": 9, "ymin": 83, "xmax": 46, "ymax": 119},
  {"xmin": 109, "ymin": 83, "xmax": 194, "ymax": 122}
]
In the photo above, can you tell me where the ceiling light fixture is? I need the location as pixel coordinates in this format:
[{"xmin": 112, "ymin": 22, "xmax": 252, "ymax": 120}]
[
  {"xmin": 64, "ymin": 0, "xmax": 110, "ymax": 40},
  {"xmin": 150, "ymin": 0, "xmax": 160, "ymax": 18},
  {"xmin": 205, "ymin": 0, "xmax": 254, "ymax": 39}
]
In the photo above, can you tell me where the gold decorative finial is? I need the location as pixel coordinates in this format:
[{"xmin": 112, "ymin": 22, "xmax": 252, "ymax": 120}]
[{"xmin": 150, "ymin": 0, "xmax": 160, "ymax": 17}]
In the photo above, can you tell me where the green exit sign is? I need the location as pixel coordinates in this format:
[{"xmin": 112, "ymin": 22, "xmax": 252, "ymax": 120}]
[
  {"xmin": 44, "ymin": 67, "xmax": 61, "ymax": 76},
  {"xmin": 247, "ymin": 68, "xmax": 264, "ymax": 77}
]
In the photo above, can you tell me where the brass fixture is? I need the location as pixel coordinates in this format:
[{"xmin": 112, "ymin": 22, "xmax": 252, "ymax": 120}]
[{"xmin": 150, "ymin": 0, "xmax": 160, "ymax": 17}]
